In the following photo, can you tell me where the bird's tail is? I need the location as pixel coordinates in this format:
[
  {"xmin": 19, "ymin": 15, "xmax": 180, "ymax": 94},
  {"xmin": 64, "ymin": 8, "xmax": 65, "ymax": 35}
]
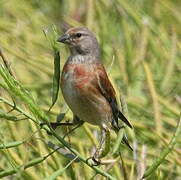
[
  {"xmin": 122, "ymin": 134, "xmax": 133, "ymax": 151},
  {"xmin": 112, "ymin": 123, "xmax": 133, "ymax": 151},
  {"xmin": 118, "ymin": 111, "xmax": 132, "ymax": 129}
]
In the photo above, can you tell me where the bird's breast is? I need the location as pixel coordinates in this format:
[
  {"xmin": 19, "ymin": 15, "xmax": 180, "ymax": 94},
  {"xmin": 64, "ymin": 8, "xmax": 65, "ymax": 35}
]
[
  {"xmin": 61, "ymin": 63, "xmax": 94, "ymax": 120},
  {"xmin": 61, "ymin": 63, "xmax": 93, "ymax": 106},
  {"xmin": 61, "ymin": 63, "xmax": 92, "ymax": 89},
  {"xmin": 60, "ymin": 62, "xmax": 112, "ymax": 127}
]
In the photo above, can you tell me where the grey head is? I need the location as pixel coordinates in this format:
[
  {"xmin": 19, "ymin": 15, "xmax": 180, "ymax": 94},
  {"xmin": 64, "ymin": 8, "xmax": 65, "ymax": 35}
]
[{"xmin": 57, "ymin": 27, "xmax": 100, "ymax": 60}]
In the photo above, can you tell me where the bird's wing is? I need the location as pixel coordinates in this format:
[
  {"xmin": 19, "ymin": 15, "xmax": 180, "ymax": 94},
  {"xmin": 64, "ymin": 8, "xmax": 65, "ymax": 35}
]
[{"xmin": 94, "ymin": 63, "xmax": 132, "ymax": 129}]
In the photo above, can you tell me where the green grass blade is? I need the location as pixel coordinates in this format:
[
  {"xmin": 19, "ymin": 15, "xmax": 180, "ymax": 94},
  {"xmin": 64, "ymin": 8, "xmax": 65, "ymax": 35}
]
[
  {"xmin": 44, "ymin": 157, "xmax": 78, "ymax": 180},
  {"xmin": 0, "ymin": 141, "xmax": 24, "ymax": 149},
  {"xmin": 142, "ymin": 115, "xmax": 181, "ymax": 179}
]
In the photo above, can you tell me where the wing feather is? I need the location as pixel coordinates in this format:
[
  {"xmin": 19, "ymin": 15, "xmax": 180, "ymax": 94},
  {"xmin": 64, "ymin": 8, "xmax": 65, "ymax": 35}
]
[{"xmin": 95, "ymin": 64, "xmax": 132, "ymax": 129}]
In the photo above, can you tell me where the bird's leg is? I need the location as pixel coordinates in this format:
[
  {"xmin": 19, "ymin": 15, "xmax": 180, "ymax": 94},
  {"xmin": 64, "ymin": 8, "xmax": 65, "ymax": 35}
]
[
  {"xmin": 48, "ymin": 122, "xmax": 74, "ymax": 130},
  {"xmin": 92, "ymin": 128, "xmax": 111, "ymax": 165},
  {"xmin": 63, "ymin": 120, "xmax": 84, "ymax": 138},
  {"xmin": 47, "ymin": 115, "xmax": 81, "ymax": 130},
  {"xmin": 45, "ymin": 115, "xmax": 84, "ymax": 138},
  {"xmin": 63, "ymin": 116, "xmax": 84, "ymax": 138},
  {"xmin": 40, "ymin": 115, "xmax": 83, "ymax": 132}
]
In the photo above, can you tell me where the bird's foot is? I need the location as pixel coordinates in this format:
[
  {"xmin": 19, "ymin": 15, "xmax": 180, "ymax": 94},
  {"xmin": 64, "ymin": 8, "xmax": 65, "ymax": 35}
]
[
  {"xmin": 86, "ymin": 156, "xmax": 101, "ymax": 166},
  {"xmin": 40, "ymin": 122, "xmax": 56, "ymax": 135}
]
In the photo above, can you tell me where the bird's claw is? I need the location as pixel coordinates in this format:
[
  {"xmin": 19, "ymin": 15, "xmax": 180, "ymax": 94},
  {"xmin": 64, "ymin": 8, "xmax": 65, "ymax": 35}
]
[
  {"xmin": 40, "ymin": 122, "xmax": 46, "ymax": 128},
  {"xmin": 40, "ymin": 122, "xmax": 59, "ymax": 130},
  {"xmin": 86, "ymin": 156, "xmax": 101, "ymax": 166},
  {"xmin": 92, "ymin": 155, "xmax": 101, "ymax": 166},
  {"xmin": 39, "ymin": 122, "xmax": 54, "ymax": 135}
]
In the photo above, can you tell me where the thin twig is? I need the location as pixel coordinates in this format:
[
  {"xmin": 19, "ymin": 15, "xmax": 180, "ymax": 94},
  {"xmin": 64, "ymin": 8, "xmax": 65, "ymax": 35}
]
[
  {"xmin": 0, "ymin": 145, "xmax": 68, "ymax": 178},
  {"xmin": 0, "ymin": 48, "xmax": 14, "ymax": 77},
  {"xmin": 142, "ymin": 115, "xmax": 181, "ymax": 179},
  {"xmin": 0, "ymin": 97, "xmax": 38, "ymax": 124},
  {"xmin": 0, "ymin": 97, "xmax": 116, "ymax": 179},
  {"xmin": 42, "ymin": 125, "xmax": 116, "ymax": 180},
  {"xmin": 119, "ymin": 152, "xmax": 128, "ymax": 180}
]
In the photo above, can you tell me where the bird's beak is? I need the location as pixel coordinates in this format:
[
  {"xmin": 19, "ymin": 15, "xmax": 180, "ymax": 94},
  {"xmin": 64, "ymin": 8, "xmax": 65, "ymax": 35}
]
[{"xmin": 57, "ymin": 34, "xmax": 70, "ymax": 43}]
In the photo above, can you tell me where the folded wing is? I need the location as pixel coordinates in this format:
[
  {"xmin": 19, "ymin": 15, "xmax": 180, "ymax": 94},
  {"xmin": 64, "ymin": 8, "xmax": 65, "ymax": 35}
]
[
  {"xmin": 94, "ymin": 63, "xmax": 132, "ymax": 129},
  {"xmin": 89, "ymin": 63, "xmax": 133, "ymax": 150}
]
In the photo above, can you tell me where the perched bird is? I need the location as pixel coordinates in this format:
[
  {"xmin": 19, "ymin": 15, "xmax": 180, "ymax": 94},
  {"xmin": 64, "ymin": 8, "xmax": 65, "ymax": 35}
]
[{"xmin": 57, "ymin": 27, "xmax": 132, "ymax": 164}]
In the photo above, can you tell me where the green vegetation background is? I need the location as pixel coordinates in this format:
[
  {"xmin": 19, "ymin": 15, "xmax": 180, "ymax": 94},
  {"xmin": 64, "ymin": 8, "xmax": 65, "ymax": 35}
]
[{"xmin": 0, "ymin": 0, "xmax": 180, "ymax": 179}]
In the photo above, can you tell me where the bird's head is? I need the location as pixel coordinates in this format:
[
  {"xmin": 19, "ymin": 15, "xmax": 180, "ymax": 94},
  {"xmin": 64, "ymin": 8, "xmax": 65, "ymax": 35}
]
[{"xmin": 57, "ymin": 27, "xmax": 99, "ymax": 57}]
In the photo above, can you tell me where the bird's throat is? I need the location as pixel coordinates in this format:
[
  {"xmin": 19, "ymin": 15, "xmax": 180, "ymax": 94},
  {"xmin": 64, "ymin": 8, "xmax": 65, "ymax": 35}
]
[{"xmin": 68, "ymin": 54, "xmax": 98, "ymax": 64}]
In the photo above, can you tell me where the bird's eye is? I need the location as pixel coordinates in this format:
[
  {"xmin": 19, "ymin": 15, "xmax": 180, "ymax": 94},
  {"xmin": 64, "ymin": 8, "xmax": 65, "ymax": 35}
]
[{"xmin": 76, "ymin": 33, "xmax": 82, "ymax": 38}]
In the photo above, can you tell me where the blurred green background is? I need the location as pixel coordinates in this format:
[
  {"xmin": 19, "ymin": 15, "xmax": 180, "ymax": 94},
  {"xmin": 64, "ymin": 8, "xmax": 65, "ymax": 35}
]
[{"xmin": 0, "ymin": 0, "xmax": 180, "ymax": 179}]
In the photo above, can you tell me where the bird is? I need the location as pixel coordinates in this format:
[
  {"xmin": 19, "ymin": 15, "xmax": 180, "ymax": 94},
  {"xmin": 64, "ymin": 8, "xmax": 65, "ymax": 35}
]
[{"xmin": 56, "ymin": 27, "xmax": 132, "ymax": 164}]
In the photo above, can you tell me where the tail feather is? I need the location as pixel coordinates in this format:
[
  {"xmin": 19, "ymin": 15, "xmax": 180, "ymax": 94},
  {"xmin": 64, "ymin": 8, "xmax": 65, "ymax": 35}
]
[
  {"xmin": 122, "ymin": 135, "xmax": 133, "ymax": 151},
  {"xmin": 112, "ymin": 124, "xmax": 133, "ymax": 151},
  {"xmin": 118, "ymin": 111, "xmax": 132, "ymax": 129}
]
